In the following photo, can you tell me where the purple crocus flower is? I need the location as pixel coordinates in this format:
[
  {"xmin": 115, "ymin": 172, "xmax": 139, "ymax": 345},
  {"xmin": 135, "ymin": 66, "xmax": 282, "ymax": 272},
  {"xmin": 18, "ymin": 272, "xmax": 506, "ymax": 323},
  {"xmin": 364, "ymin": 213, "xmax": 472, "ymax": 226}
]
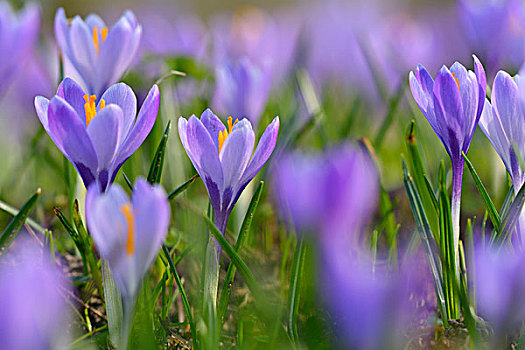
[
  {"xmin": 273, "ymin": 144, "xmax": 378, "ymax": 235},
  {"xmin": 212, "ymin": 58, "xmax": 271, "ymax": 127},
  {"xmin": 35, "ymin": 77, "xmax": 160, "ymax": 191},
  {"xmin": 475, "ymin": 245, "xmax": 525, "ymax": 342},
  {"xmin": 479, "ymin": 70, "xmax": 525, "ymax": 243},
  {"xmin": 0, "ymin": 2, "xmax": 40, "ymax": 96},
  {"xmin": 178, "ymin": 109, "xmax": 279, "ymax": 234},
  {"xmin": 0, "ymin": 238, "xmax": 69, "ymax": 350},
  {"xmin": 409, "ymin": 55, "xmax": 487, "ymax": 268},
  {"xmin": 86, "ymin": 177, "xmax": 170, "ymax": 300},
  {"xmin": 55, "ymin": 8, "xmax": 142, "ymax": 96}
]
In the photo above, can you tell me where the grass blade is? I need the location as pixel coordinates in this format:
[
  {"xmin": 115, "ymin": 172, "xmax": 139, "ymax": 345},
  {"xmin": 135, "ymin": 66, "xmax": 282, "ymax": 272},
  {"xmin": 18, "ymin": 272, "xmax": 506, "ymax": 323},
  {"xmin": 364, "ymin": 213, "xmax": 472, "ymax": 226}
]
[
  {"xmin": 0, "ymin": 199, "xmax": 45, "ymax": 234},
  {"xmin": 493, "ymin": 182, "xmax": 525, "ymax": 246},
  {"xmin": 148, "ymin": 121, "xmax": 171, "ymax": 184},
  {"xmin": 463, "ymin": 152, "xmax": 501, "ymax": 231},
  {"xmin": 168, "ymin": 174, "xmax": 200, "ymax": 200},
  {"xmin": 0, "ymin": 188, "xmax": 41, "ymax": 252},
  {"xmin": 287, "ymin": 236, "xmax": 306, "ymax": 344},
  {"xmin": 218, "ymin": 181, "xmax": 264, "ymax": 328}
]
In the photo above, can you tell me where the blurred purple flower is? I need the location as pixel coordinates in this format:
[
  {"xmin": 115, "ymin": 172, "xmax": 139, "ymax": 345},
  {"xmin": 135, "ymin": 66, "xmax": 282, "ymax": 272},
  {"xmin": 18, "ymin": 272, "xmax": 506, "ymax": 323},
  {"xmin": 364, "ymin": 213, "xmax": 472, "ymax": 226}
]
[
  {"xmin": 0, "ymin": 2, "xmax": 40, "ymax": 96},
  {"xmin": 178, "ymin": 109, "xmax": 279, "ymax": 233},
  {"xmin": 55, "ymin": 8, "xmax": 142, "ymax": 96},
  {"xmin": 459, "ymin": 0, "xmax": 525, "ymax": 74},
  {"xmin": 409, "ymin": 55, "xmax": 486, "ymax": 265},
  {"xmin": 35, "ymin": 78, "xmax": 160, "ymax": 191},
  {"xmin": 475, "ymin": 245, "xmax": 525, "ymax": 338},
  {"xmin": 273, "ymin": 145, "xmax": 378, "ymax": 235},
  {"xmin": 86, "ymin": 177, "xmax": 170, "ymax": 300},
  {"xmin": 212, "ymin": 58, "xmax": 271, "ymax": 126},
  {"xmin": 0, "ymin": 238, "xmax": 69, "ymax": 350}
]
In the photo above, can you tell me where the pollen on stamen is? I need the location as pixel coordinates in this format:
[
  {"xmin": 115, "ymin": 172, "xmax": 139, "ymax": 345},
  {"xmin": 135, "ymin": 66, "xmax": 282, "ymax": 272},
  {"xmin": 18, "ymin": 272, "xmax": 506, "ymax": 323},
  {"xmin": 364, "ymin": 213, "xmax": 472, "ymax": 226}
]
[
  {"xmin": 451, "ymin": 72, "xmax": 460, "ymax": 91},
  {"xmin": 93, "ymin": 26, "xmax": 109, "ymax": 54},
  {"xmin": 218, "ymin": 117, "xmax": 239, "ymax": 152}
]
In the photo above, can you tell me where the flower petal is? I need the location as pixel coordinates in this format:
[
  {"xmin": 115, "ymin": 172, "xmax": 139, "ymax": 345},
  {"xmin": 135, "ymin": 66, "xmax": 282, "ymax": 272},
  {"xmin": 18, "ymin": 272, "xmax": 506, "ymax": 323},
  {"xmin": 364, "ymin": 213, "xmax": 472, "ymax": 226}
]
[
  {"xmin": 69, "ymin": 16, "xmax": 97, "ymax": 89},
  {"xmin": 200, "ymin": 108, "xmax": 226, "ymax": 151},
  {"xmin": 219, "ymin": 119, "xmax": 255, "ymax": 205},
  {"xmin": 87, "ymin": 104, "xmax": 123, "ymax": 190},
  {"xmin": 492, "ymin": 71, "xmax": 523, "ymax": 148},
  {"xmin": 473, "ymin": 54, "xmax": 487, "ymax": 118},
  {"xmin": 100, "ymin": 83, "xmax": 137, "ymax": 136},
  {"xmin": 56, "ymin": 77, "xmax": 88, "ymax": 124},
  {"xmin": 48, "ymin": 96, "xmax": 98, "ymax": 187},
  {"xmin": 479, "ymin": 99, "xmax": 511, "ymax": 173},
  {"xmin": 34, "ymin": 96, "xmax": 50, "ymax": 131},
  {"xmin": 240, "ymin": 116, "xmax": 279, "ymax": 186}
]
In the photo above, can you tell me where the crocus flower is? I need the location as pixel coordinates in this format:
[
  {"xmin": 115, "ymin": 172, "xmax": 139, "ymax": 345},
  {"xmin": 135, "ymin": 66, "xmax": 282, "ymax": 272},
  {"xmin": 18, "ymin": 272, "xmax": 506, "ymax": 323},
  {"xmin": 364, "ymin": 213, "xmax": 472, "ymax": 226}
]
[
  {"xmin": 213, "ymin": 58, "xmax": 271, "ymax": 126},
  {"xmin": 86, "ymin": 177, "xmax": 170, "ymax": 302},
  {"xmin": 55, "ymin": 8, "xmax": 142, "ymax": 96},
  {"xmin": 479, "ymin": 70, "xmax": 525, "ymax": 243},
  {"xmin": 273, "ymin": 144, "xmax": 378, "ymax": 236},
  {"xmin": 409, "ymin": 55, "xmax": 486, "ymax": 269},
  {"xmin": 0, "ymin": 2, "xmax": 40, "ymax": 96},
  {"xmin": 178, "ymin": 109, "xmax": 279, "ymax": 234},
  {"xmin": 475, "ymin": 245, "xmax": 525, "ymax": 344},
  {"xmin": 35, "ymin": 77, "xmax": 160, "ymax": 191},
  {"xmin": 0, "ymin": 238, "xmax": 69, "ymax": 350}
]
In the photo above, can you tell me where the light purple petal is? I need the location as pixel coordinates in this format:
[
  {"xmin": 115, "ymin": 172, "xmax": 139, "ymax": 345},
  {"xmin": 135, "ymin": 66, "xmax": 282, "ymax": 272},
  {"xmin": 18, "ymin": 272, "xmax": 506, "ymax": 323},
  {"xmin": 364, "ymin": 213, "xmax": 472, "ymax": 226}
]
[
  {"xmin": 100, "ymin": 83, "xmax": 137, "ymax": 136},
  {"xmin": 473, "ymin": 54, "xmax": 487, "ymax": 118},
  {"xmin": 48, "ymin": 96, "xmax": 98, "ymax": 186},
  {"xmin": 200, "ymin": 108, "xmax": 226, "ymax": 150},
  {"xmin": 69, "ymin": 16, "xmax": 96, "ymax": 83},
  {"xmin": 85, "ymin": 14, "xmax": 106, "ymax": 30},
  {"xmin": 479, "ymin": 99, "xmax": 511, "ymax": 172},
  {"xmin": 56, "ymin": 77, "xmax": 88, "ymax": 124},
  {"xmin": 240, "ymin": 116, "xmax": 279, "ymax": 185},
  {"xmin": 34, "ymin": 96, "xmax": 50, "ymax": 130},
  {"xmin": 493, "ymin": 71, "xmax": 523, "ymax": 147}
]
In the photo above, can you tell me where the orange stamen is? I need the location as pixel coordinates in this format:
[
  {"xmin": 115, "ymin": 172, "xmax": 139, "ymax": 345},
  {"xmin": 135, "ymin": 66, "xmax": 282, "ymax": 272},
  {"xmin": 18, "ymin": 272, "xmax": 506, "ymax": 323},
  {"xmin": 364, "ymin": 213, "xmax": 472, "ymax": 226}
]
[
  {"xmin": 92, "ymin": 26, "xmax": 109, "ymax": 54},
  {"xmin": 451, "ymin": 72, "xmax": 460, "ymax": 91},
  {"xmin": 218, "ymin": 116, "xmax": 239, "ymax": 153},
  {"xmin": 83, "ymin": 94, "xmax": 105, "ymax": 126},
  {"xmin": 121, "ymin": 203, "xmax": 135, "ymax": 256}
]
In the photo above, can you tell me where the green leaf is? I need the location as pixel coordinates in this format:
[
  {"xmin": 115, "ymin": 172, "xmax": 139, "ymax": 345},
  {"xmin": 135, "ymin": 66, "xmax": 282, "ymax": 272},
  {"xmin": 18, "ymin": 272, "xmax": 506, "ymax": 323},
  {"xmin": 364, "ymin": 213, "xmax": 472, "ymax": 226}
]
[
  {"xmin": 167, "ymin": 174, "xmax": 200, "ymax": 200},
  {"xmin": 374, "ymin": 82, "xmax": 405, "ymax": 148},
  {"xmin": 0, "ymin": 199, "xmax": 45, "ymax": 234},
  {"xmin": 0, "ymin": 188, "xmax": 41, "ymax": 252},
  {"xmin": 402, "ymin": 159, "xmax": 447, "ymax": 324},
  {"xmin": 218, "ymin": 181, "xmax": 264, "ymax": 328},
  {"xmin": 493, "ymin": 182, "xmax": 525, "ymax": 246},
  {"xmin": 147, "ymin": 121, "xmax": 171, "ymax": 184},
  {"xmin": 463, "ymin": 152, "xmax": 501, "ymax": 231},
  {"xmin": 202, "ymin": 214, "xmax": 267, "ymax": 305},
  {"xmin": 161, "ymin": 245, "xmax": 197, "ymax": 349},
  {"xmin": 287, "ymin": 236, "xmax": 306, "ymax": 345}
]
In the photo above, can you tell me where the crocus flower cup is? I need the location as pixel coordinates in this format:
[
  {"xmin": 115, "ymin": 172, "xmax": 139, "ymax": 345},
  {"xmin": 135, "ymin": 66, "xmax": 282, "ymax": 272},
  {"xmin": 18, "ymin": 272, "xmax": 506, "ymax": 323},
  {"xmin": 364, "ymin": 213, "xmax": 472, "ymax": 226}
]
[
  {"xmin": 55, "ymin": 8, "xmax": 142, "ymax": 96},
  {"xmin": 409, "ymin": 55, "xmax": 486, "ymax": 267},
  {"xmin": 35, "ymin": 78, "xmax": 160, "ymax": 191},
  {"xmin": 178, "ymin": 109, "xmax": 279, "ymax": 234},
  {"xmin": 86, "ymin": 177, "xmax": 170, "ymax": 300}
]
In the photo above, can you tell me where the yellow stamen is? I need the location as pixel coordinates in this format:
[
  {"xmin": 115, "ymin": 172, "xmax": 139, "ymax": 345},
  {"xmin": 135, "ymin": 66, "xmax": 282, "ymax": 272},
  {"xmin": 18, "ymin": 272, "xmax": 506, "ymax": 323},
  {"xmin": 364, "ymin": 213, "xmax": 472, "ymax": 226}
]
[
  {"xmin": 451, "ymin": 72, "xmax": 460, "ymax": 91},
  {"xmin": 83, "ymin": 94, "xmax": 106, "ymax": 126},
  {"xmin": 218, "ymin": 116, "xmax": 238, "ymax": 153},
  {"xmin": 121, "ymin": 203, "xmax": 135, "ymax": 256},
  {"xmin": 92, "ymin": 25, "xmax": 109, "ymax": 54}
]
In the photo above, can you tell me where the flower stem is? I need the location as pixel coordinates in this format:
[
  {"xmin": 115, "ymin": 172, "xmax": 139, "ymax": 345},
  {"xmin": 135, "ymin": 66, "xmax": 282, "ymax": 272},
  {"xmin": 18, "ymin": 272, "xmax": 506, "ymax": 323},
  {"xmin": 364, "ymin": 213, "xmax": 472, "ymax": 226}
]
[
  {"xmin": 451, "ymin": 162, "xmax": 464, "ymax": 273},
  {"xmin": 102, "ymin": 260, "xmax": 123, "ymax": 349}
]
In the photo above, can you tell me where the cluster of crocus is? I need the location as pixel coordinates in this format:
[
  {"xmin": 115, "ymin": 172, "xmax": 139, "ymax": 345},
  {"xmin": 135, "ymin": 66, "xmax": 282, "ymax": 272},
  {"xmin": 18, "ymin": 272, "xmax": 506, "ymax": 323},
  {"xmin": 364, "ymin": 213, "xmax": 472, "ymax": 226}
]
[
  {"xmin": 409, "ymin": 55, "xmax": 487, "ymax": 269},
  {"xmin": 55, "ymin": 8, "xmax": 142, "ymax": 96},
  {"xmin": 0, "ymin": 2, "xmax": 40, "ymax": 96},
  {"xmin": 275, "ymin": 145, "xmax": 417, "ymax": 348},
  {"xmin": 213, "ymin": 58, "xmax": 272, "ymax": 127},
  {"xmin": 0, "ymin": 238, "xmax": 70, "ymax": 350},
  {"xmin": 35, "ymin": 78, "xmax": 160, "ymax": 191},
  {"xmin": 178, "ymin": 108, "xmax": 279, "ymax": 234}
]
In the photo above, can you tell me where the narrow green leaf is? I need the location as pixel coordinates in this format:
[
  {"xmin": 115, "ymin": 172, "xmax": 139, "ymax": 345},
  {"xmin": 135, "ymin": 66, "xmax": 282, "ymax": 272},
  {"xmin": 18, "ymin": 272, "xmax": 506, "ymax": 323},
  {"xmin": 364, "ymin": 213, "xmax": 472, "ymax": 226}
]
[
  {"xmin": 168, "ymin": 174, "xmax": 200, "ymax": 200},
  {"xmin": 374, "ymin": 82, "xmax": 405, "ymax": 148},
  {"xmin": 493, "ymin": 182, "xmax": 525, "ymax": 246},
  {"xmin": 147, "ymin": 121, "xmax": 171, "ymax": 184},
  {"xmin": 122, "ymin": 172, "xmax": 134, "ymax": 191},
  {"xmin": 162, "ymin": 245, "xmax": 197, "ymax": 349},
  {"xmin": 463, "ymin": 152, "xmax": 501, "ymax": 231},
  {"xmin": 218, "ymin": 181, "xmax": 264, "ymax": 328},
  {"xmin": 202, "ymin": 214, "xmax": 267, "ymax": 305},
  {"xmin": 0, "ymin": 199, "xmax": 45, "ymax": 234},
  {"xmin": 286, "ymin": 236, "xmax": 306, "ymax": 345},
  {"xmin": 402, "ymin": 159, "xmax": 447, "ymax": 324},
  {"xmin": 0, "ymin": 188, "xmax": 41, "ymax": 252}
]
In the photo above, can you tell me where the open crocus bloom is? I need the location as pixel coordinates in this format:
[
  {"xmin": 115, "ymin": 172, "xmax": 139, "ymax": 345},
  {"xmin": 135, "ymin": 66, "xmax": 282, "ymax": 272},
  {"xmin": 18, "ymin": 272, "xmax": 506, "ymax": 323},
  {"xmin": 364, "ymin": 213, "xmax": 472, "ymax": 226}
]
[
  {"xmin": 54, "ymin": 8, "xmax": 141, "ymax": 96},
  {"xmin": 35, "ymin": 78, "xmax": 160, "ymax": 191},
  {"xmin": 86, "ymin": 177, "xmax": 170, "ymax": 300},
  {"xmin": 178, "ymin": 109, "xmax": 279, "ymax": 232}
]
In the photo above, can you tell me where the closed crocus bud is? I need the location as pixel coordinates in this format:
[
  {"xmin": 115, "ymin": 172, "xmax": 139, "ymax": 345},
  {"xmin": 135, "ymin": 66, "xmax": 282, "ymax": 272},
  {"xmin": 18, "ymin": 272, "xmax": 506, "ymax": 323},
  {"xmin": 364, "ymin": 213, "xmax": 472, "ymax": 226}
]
[
  {"xmin": 0, "ymin": 238, "xmax": 69, "ymax": 350},
  {"xmin": 0, "ymin": 2, "xmax": 40, "ymax": 96},
  {"xmin": 178, "ymin": 108, "xmax": 279, "ymax": 234},
  {"xmin": 409, "ymin": 55, "xmax": 487, "ymax": 270},
  {"xmin": 54, "ymin": 8, "xmax": 142, "ymax": 96},
  {"xmin": 35, "ymin": 78, "xmax": 160, "ymax": 191},
  {"xmin": 85, "ymin": 177, "xmax": 170, "ymax": 300},
  {"xmin": 213, "ymin": 58, "xmax": 272, "ymax": 127}
]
